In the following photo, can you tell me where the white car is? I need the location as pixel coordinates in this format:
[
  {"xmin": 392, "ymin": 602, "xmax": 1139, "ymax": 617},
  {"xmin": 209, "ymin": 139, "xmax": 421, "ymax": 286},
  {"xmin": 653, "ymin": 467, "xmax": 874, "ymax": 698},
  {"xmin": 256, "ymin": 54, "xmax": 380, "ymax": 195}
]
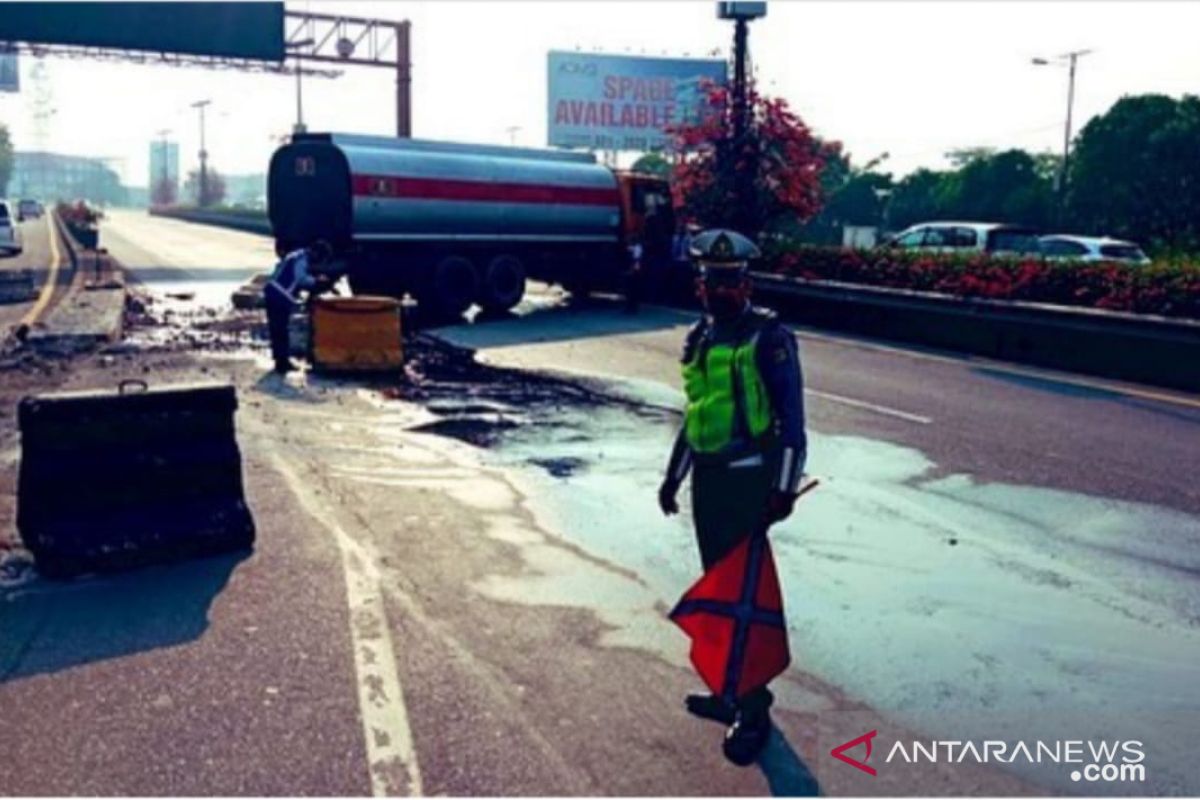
[
  {"xmin": 884, "ymin": 222, "xmax": 1043, "ymax": 256},
  {"xmin": 0, "ymin": 201, "xmax": 23, "ymax": 256},
  {"xmin": 1039, "ymin": 235, "xmax": 1150, "ymax": 265}
]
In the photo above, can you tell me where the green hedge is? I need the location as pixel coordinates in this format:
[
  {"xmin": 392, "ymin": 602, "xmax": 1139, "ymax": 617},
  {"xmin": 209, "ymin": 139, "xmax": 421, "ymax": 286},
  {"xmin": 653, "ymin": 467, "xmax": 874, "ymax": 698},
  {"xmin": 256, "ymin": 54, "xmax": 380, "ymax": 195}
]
[{"xmin": 764, "ymin": 245, "xmax": 1200, "ymax": 319}]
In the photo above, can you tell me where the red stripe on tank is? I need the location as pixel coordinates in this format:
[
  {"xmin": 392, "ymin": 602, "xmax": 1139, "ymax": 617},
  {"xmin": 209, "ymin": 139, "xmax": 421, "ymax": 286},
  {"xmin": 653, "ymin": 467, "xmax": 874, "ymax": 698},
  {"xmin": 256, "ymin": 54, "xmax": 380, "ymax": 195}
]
[{"xmin": 351, "ymin": 174, "xmax": 619, "ymax": 206}]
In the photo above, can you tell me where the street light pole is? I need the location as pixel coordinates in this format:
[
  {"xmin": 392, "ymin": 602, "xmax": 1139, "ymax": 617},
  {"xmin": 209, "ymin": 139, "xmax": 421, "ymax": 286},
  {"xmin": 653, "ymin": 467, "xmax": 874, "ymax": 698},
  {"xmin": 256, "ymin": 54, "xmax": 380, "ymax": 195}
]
[
  {"xmin": 155, "ymin": 128, "xmax": 171, "ymax": 205},
  {"xmin": 286, "ymin": 39, "xmax": 316, "ymax": 135},
  {"xmin": 717, "ymin": 2, "xmax": 767, "ymax": 235},
  {"xmin": 1033, "ymin": 49, "xmax": 1092, "ymax": 211},
  {"xmin": 191, "ymin": 99, "xmax": 211, "ymax": 207}
]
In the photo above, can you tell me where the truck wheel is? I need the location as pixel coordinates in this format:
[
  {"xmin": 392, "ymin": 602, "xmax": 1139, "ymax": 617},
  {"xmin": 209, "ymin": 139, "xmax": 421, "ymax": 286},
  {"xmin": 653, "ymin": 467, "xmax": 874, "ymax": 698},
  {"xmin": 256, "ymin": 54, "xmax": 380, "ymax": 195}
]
[
  {"xmin": 479, "ymin": 255, "xmax": 526, "ymax": 313},
  {"xmin": 428, "ymin": 255, "xmax": 478, "ymax": 318}
]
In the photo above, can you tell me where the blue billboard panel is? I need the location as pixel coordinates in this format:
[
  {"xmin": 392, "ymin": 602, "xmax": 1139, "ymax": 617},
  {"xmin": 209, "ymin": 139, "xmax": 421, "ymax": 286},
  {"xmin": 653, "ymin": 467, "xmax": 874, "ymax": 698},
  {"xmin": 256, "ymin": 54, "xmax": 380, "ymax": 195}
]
[
  {"xmin": 548, "ymin": 51, "xmax": 727, "ymax": 152},
  {"xmin": 0, "ymin": 3, "xmax": 284, "ymax": 62}
]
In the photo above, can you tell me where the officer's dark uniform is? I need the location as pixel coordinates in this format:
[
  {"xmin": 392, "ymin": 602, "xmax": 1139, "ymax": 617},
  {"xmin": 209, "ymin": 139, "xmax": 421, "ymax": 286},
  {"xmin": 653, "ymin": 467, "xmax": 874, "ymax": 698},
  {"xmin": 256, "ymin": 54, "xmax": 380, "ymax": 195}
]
[{"xmin": 659, "ymin": 229, "xmax": 807, "ymax": 763}]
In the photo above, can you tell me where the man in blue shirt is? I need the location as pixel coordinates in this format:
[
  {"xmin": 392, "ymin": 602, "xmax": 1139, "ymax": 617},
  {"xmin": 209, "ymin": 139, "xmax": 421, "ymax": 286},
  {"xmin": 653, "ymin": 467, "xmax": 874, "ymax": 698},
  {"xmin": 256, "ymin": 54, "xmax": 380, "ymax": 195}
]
[{"xmin": 264, "ymin": 241, "xmax": 332, "ymax": 374}]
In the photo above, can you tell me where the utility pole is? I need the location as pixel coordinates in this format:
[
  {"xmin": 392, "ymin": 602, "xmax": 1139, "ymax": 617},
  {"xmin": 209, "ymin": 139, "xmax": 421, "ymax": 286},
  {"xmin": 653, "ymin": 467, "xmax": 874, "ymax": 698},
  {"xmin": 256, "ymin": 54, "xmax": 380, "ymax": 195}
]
[
  {"xmin": 154, "ymin": 128, "xmax": 172, "ymax": 205},
  {"xmin": 191, "ymin": 99, "xmax": 211, "ymax": 207},
  {"xmin": 717, "ymin": 3, "xmax": 767, "ymax": 235},
  {"xmin": 286, "ymin": 38, "xmax": 316, "ymax": 135},
  {"xmin": 1033, "ymin": 49, "xmax": 1092, "ymax": 218}
]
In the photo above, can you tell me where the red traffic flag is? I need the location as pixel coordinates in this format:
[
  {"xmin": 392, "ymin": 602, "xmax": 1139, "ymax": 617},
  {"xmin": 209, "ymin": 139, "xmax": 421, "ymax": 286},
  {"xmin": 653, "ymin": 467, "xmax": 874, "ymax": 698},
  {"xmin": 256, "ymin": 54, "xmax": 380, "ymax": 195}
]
[{"xmin": 669, "ymin": 533, "xmax": 790, "ymax": 702}]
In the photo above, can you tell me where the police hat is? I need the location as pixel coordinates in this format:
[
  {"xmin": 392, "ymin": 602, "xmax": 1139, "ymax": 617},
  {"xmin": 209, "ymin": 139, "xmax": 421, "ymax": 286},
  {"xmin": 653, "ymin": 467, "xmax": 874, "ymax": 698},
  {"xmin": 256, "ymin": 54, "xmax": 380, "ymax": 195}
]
[{"xmin": 688, "ymin": 229, "xmax": 761, "ymax": 274}]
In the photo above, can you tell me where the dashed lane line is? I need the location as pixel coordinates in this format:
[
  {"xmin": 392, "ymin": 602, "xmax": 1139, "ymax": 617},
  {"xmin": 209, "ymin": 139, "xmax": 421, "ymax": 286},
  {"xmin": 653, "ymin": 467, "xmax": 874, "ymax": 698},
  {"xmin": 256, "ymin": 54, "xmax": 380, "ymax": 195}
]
[
  {"xmin": 805, "ymin": 388, "xmax": 933, "ymax": 425},
  {"xmin": 273, "ymin": 454, "xmax": 423, "ymax": 797}
]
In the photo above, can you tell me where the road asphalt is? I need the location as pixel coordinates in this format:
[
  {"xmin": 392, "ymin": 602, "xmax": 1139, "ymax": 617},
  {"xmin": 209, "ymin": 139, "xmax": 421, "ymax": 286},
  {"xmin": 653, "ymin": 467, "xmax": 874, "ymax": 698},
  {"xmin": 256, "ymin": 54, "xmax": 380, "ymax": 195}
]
[{"xmin": 1, "ymin": 210, "xmax": 1195, "ymax": 796}]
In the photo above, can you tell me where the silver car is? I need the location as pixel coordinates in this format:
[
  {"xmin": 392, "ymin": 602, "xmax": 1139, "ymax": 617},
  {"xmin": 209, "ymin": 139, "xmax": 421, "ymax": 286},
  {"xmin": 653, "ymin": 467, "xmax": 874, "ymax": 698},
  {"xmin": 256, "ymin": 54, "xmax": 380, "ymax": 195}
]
[
  {"xmin": 885, "ymin": 222, "xmax": 1043, "ymax": 256},
  {"xmin": 0, "ymin": 201, "xmax": 23, "ymax": 256},
  {"xmin": 1039, "ymin": 235, "xmax": 1151, "ymax": 265}
]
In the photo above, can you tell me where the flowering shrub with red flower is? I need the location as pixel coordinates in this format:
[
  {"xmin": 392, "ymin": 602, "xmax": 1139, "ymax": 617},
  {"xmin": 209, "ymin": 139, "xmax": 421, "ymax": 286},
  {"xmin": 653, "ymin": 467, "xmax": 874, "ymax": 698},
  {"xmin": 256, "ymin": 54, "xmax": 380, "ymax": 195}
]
[
  {"xmin": 668, "ymin": 82, "xmax": 837, "ymax": 234},
  {"xmin": 55, "ymin": 200, "xmax": 103, "ymax": 227},
  {"xmin": 766, "ymin": 245, "xmax": 1200, "ymax": 319}
]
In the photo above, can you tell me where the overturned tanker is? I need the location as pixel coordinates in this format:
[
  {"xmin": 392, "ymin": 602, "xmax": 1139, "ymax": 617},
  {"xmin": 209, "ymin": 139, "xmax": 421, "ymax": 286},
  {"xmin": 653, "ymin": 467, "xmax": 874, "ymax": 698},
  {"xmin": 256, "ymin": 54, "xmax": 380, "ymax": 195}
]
[{"xmin": 268, "ymin": 132, "xmax": 674, "ymax": 315}]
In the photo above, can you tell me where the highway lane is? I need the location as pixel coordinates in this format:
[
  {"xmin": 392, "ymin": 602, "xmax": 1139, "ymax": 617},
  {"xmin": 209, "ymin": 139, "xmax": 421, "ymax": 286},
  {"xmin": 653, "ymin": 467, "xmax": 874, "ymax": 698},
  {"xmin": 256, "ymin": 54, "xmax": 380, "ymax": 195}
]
[
  {"xmin": 438, "ymin": 297, "xmax": 1200, "ymax": 516},
  {"xmin": 97, "ymin": 209, "xmax": 1200, "ymax": 513},
  {"xmin": 0, "ymin": 214, "xmax": 70, "ymax": 333},
  {"xmin": 101, "ymin": 209, "xmax": 274, "ymax": 306},
  {"xmin": 39, "ymin": 211, "xmax": 1197, "ymax": 793}
]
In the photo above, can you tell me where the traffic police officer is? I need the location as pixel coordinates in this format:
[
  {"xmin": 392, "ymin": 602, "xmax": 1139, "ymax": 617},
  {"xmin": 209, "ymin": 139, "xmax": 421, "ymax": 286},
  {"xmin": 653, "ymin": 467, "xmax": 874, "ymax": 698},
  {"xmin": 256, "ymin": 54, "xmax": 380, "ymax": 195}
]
[{"xmin": 657, "ymin": 229, "xmax": 807, "ymax": 766}]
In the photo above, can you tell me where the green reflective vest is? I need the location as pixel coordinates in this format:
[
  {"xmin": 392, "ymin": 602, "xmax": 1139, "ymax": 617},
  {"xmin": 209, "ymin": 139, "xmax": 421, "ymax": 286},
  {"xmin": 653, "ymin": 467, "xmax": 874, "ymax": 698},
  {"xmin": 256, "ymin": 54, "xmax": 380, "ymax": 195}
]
[{"xmin": 681, "ymin": 325, "xmax": 772, "ymax": 453}]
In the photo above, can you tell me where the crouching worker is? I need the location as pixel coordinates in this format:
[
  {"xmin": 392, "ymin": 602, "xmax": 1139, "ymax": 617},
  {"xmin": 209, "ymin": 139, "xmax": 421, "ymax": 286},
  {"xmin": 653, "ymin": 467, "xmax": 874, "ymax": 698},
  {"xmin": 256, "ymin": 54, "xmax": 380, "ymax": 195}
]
[{"xmin": 265, "ymin": 241, "xmax": 333, "ymax": 374}]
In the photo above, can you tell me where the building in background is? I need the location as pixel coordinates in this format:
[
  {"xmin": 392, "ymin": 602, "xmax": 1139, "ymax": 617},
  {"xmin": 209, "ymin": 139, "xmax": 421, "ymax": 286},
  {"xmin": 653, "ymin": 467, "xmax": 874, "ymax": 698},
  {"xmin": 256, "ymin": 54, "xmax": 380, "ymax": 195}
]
[
  {"xmin": 148, "ymin": 139, "xmax": 180, "ymax": 204},
  {"xmin": 10, "ymin": 151, "xmax": 125, "ymax": 205}
]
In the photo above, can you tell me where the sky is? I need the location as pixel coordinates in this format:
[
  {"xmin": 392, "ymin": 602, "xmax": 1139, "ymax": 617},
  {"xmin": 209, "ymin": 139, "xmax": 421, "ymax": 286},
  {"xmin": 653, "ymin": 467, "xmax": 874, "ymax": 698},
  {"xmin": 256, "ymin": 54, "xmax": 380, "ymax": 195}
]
[{"xmin": 2, "ymin": 0, "xmax": 1199, "ymax": 187}]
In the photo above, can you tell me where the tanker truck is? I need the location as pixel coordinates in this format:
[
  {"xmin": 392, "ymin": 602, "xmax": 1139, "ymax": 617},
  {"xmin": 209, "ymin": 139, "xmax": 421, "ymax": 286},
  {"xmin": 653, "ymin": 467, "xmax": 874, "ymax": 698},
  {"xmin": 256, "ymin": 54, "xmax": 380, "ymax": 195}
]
[{"xmin": 268, "ymin": 132, "xmax": 675, "ymax": 316}]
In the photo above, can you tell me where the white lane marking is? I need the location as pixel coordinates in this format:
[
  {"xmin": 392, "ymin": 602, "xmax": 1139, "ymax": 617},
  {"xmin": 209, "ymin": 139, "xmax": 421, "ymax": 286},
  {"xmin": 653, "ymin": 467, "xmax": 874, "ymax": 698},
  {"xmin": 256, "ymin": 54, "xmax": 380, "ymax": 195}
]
[
  {"xmin": 805, "ymin": 388, "xmax": 933, "ymax": 425},
  {"xmin": 273, "ymin": 455, "xmax": 423, "ymax": 797}
]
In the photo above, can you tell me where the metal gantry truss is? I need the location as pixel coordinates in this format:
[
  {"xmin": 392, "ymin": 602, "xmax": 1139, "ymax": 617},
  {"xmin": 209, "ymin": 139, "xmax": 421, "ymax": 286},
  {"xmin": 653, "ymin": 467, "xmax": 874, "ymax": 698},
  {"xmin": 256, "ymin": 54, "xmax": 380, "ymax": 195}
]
[
  {"xmin": 283, "ymin": 11, "xmax": 412, "ymax": 136},
  {"xmin": 0, "ymin": 9, "xmax": 413, "ymax": 136},
  {"xmin": 0, "ymin": 41, "xmax": 343, "ymax": 78}
]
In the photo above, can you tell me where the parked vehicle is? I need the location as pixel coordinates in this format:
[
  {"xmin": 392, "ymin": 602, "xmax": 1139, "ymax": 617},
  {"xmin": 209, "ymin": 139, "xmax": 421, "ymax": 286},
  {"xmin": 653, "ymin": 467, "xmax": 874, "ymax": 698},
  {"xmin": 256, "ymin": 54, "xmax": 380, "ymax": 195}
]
[
  {"xmin": 268, "ymin": 132, "xmax": 674, "ymax": 316},
  {"xmin": 883, "ymin": 222, "xmax": 1042, "ymax": 256},
  {"xmin": 1039, "ymin": 235, "xmax": 1151, "ymax": 265},
  {"xmin": 17, "ymin": 199, "xmax": 43, "ymax": 221},
  {"xmin": 0, "ymin": 201, "xmax": 24, "ymax": 256}
]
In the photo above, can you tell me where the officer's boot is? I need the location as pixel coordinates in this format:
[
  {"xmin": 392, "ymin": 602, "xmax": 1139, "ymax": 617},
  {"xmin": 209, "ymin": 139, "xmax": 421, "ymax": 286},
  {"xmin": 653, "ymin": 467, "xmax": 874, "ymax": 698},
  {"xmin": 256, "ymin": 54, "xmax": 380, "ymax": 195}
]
[{"xmin": 721, "ymin": 688, "xmax": 773, "ymax": 766}]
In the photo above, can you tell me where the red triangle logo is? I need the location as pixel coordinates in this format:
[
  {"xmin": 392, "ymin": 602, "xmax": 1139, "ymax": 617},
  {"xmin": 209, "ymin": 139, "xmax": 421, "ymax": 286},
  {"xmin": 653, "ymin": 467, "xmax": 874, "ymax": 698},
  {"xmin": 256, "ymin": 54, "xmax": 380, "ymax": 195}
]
[{"xmin": 830, "ymin": 729, "xmax": 878, "ymax": 776}]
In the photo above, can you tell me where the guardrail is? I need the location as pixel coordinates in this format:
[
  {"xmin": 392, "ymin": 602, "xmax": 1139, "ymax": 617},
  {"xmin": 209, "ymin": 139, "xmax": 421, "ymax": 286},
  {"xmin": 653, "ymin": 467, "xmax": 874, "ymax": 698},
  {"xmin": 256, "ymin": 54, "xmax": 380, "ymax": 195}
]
[
  {"xmin": 149, "ymin": 207, "xmax": 272, "ymax": 236},
  {"xmin": 750, "ymin": 272, "xmax": 1200, "ymax": 393}
]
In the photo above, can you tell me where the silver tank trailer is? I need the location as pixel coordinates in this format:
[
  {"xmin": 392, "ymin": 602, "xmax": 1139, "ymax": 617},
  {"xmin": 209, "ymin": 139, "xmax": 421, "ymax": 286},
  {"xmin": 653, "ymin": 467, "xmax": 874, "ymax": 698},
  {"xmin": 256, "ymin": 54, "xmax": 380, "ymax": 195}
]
[
  {"xmin": 269, "ymin": 133, "xmax": 629, "ymax": 315},
  {"xmin": 338, "ymin": 134, "xmax": 622, "ymax": 242}
]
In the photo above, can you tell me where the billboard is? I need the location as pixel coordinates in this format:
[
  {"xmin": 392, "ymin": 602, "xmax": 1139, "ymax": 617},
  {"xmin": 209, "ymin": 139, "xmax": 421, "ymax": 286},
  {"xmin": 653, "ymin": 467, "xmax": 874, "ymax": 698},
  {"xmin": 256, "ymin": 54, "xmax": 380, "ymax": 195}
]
[
  {"xmin": 548, "ymin": 51, "xmax": 726, "ymax": 152},
  {"xmin": 0, "ymin": 44, "xmax": 17, "ymax": 93},
  {"xmin": 0, "ymin": 2, "xmax": 284, "ymax": 62}
]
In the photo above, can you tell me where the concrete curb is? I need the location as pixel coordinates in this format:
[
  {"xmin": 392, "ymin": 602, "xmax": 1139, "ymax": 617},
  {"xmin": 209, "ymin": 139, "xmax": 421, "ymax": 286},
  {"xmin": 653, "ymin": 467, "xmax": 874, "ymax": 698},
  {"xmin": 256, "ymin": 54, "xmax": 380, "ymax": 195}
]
[
  {"xmin": 750, "ymin": 272, "xmax": 1200, "ymax": 393},
  {"xmin": 25, "ymin": 214, "xmax": 127, "ymax": 356}
]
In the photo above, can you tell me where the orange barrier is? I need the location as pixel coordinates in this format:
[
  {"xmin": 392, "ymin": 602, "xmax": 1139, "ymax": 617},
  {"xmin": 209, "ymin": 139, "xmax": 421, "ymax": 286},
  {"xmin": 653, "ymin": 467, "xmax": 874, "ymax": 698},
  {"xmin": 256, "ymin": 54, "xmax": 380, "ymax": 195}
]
[{"xmin": 310, "ymin": 296, "xmax": 403, "ymax": 373}]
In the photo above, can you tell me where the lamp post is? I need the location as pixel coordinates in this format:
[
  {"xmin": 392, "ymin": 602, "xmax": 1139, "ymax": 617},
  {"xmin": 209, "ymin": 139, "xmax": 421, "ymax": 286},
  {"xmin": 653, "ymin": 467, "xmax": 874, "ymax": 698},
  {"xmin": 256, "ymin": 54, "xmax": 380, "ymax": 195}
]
[
  {"xmin": 191, "ymin": 99, "xmax": 211, "ymax": 207},
  {"xmin": 286, "ymin": 38, "xmax": 316, "ymax": 135},
  {"xmin": 1032, "ymin": 49, "xmax": 1093, "ymax": 211},
  {"xmin": 717, "ymin": 2, "xmax": 767, "ymax": 235},
  {"xmin": 154, "ymin": 128, "xmax": 172, "ymax": 205}
]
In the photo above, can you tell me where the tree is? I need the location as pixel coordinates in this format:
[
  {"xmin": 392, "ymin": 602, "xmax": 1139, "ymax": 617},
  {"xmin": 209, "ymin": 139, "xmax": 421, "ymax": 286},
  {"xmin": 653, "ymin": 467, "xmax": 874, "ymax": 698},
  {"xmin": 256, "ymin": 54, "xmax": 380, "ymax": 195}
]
[
  {"xmin": 887, "ymin": 169, "xmax": 951, "ymax": 230},
  {"xmin": 669, "ymin": 82, "xmax": 836, "ymax": 235},
  {"xmin": 0, "ymin": 124, "xmax": 12, "ymax": 197},
  {"xmin": 631, "ymin": 151, "xmax": 672, "ymax": 179},
  {"xmin": 183, "ymin": 166, "xmax": 226, "ymax": 207},
  {"xmin": 939, "ymin": 149, "xmax": 1054, "ymax": 228},
  {"xmin": 1068, "ymin": 94, "xmax": 1200, "ymax": 251}
]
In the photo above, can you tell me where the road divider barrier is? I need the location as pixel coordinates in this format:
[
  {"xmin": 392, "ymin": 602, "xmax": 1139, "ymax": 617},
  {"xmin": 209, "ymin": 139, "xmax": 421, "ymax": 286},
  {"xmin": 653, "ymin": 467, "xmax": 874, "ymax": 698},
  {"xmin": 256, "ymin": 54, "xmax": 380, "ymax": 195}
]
[{"xmin": 150, "ymin": 206, "xmax": 272, "ymax": 236}]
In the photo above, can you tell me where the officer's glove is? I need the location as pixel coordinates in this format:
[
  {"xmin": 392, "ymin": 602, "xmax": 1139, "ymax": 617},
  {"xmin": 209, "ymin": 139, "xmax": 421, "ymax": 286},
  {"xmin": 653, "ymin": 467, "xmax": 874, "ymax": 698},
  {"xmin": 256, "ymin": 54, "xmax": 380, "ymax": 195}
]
[
  {"xmin": 658, "ymin": 480, "xmax": 680, "ymax": 516},
  {"xmin": 764, "ymin": 490, "xmax": 798, "ymax": 524}
]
